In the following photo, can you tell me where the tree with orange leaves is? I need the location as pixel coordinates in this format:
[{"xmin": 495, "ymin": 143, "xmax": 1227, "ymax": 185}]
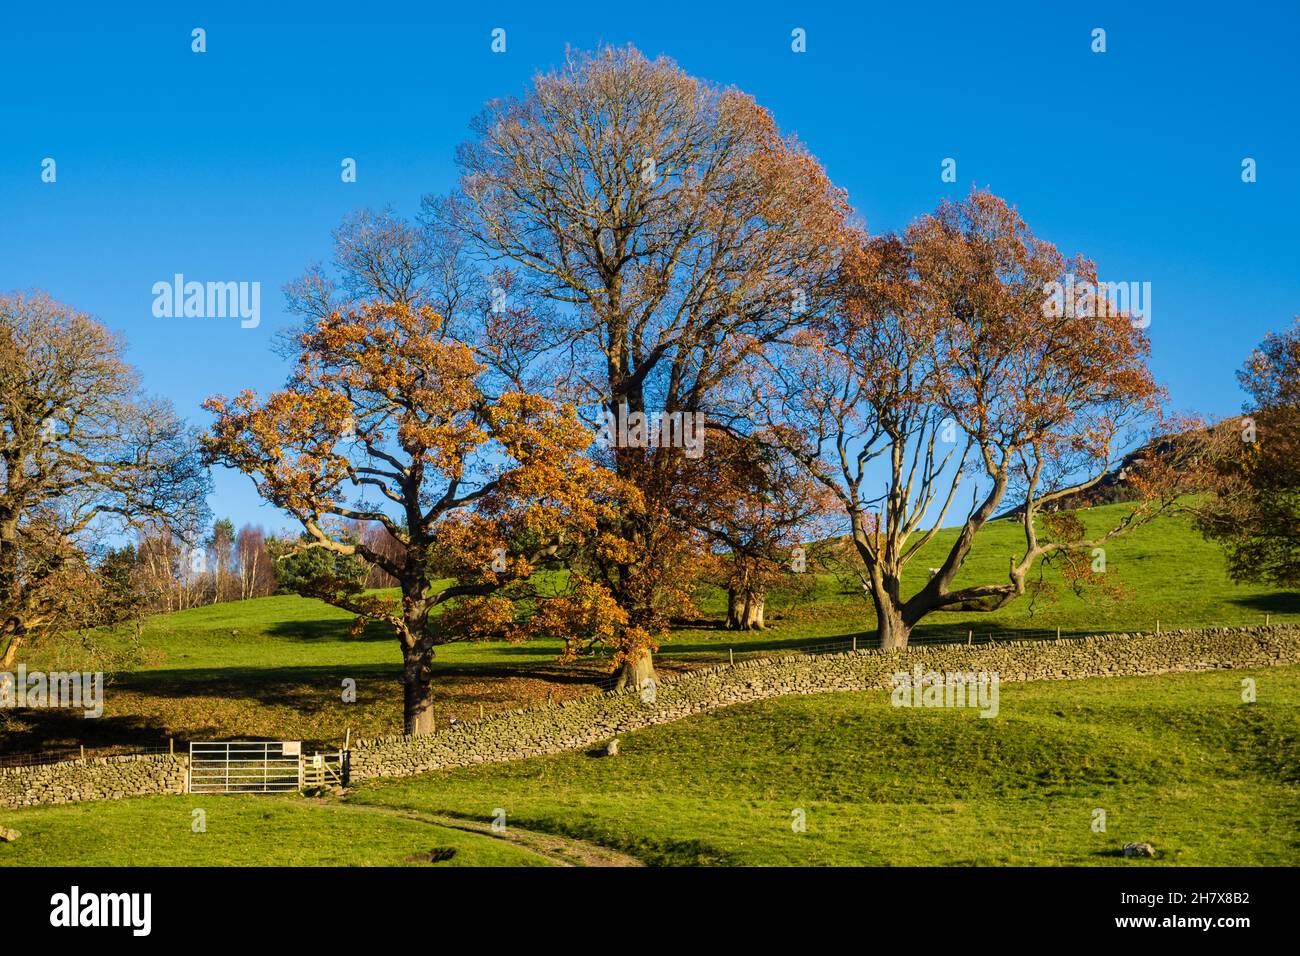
[
  {"xmin": 203, "ymin": 301, "xmax": 619, "ymax": 734},
  {"xmin": 754, "ymin": 189, "xmax": 1175, "ymax": 648}
]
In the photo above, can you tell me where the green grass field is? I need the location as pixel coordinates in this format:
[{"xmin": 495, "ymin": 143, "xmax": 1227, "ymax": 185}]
[
  {"xmin": 346, "ymin": 666, "xmax": 1300, "ymax": 866},
  {"xmin": 0, "ymin": 794, "xmax": 552, "ymax": 866},
  {"xmin": 6, "ymin": 502, "xmax": 1297, "ymax": 753},
  {"xmin": 6, "ymin": 666, "xmax": 1296, "ymax": 866}
]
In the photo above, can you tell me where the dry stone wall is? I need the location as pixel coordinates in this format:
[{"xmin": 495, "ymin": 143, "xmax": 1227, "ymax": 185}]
[
  {"xmin": 347, "ymin": 625, "xmax": 1300, "ymax": 781},
  {"xmin": 0, "ymin": 753, "xmax": 187, "ymax": 809},
  {"xmin": 2, "ymin": 626, "xmax": 1295, "ymax": 808}
]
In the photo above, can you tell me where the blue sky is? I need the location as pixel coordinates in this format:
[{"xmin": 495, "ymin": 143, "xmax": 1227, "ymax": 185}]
[{"xmin": 1, "ymin": 1, "xmax": 1297, "ymax": 531}]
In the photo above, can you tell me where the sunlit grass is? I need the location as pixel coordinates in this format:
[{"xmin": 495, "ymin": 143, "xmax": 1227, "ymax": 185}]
[
  {"xmin": 349, "ymin": 666, "xmax": 1300, "ymax": 866},
  {"xmin": 0, "ymin": 793, "xmax": 550, "ymax": 867}
]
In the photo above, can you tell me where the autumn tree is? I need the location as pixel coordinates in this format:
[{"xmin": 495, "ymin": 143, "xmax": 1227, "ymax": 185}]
[
  {"xmin": 441, "ymin": 44, "xmax": 853, "ymax": 680},
  {"xmin": 203, "ymin": 300, "xmax": 618, "ymax": 733},
  {"xmin": 754, "ymin": 191, "xmax": 1172, "ymax": 648},
  {"xmin": 1196, "ymin": 319, "xmax": 1300, "ymax": 586},
  {"xmin": 281, "ymin": 209, "xmax": 641, "ymax": 674},
  {"xmin": 682, "ymin": 434, "xmax": 833, "ymax": 630},
  {"xmin": 0, "ymin": 292, "xmax": 208, "ymax": 667}
]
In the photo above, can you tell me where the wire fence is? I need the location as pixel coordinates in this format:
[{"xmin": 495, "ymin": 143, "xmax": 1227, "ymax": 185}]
[{"xmin": 0, "ymin": 742, "xmax": 175, "ymax": 770}]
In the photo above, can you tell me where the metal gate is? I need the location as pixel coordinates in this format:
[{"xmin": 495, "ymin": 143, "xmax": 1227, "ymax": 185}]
[{"xmin": 188, "ymin": 741, "xmax": 304, "ymax": 793}]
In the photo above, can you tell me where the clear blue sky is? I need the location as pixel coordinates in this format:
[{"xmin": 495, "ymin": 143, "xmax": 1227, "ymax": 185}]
[{"xmin": 2, "ymin": 0, "xmax": 1297, "ymax": 531}]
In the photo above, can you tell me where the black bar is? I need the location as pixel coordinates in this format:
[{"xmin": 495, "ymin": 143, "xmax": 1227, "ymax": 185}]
[{"xmin": 5, "ymin": 867, "xmax": 1285, "ymax": 943}]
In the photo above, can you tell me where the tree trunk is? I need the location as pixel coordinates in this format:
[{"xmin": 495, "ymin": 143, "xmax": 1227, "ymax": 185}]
[
  {"xmin": 615, "ymin": 646, "xmax": 657, "ymax": 693},
  {"xmin": 726, "ymin": 586, "xmax": 765, "ymax": 630},
  {"xmin": 401, "ymin": 649, "xmax": 436, "ymax": 735},
  {"xmin": 396, "ymin": 578, "xmax": 438, "ymax": 734},
  {"xmin": 876, "ymin": 600, "xmax": 911, "ymax": 650},
  {"xmin": 0, "ymin": 633, "xmax": 21, "ymax": 670}
]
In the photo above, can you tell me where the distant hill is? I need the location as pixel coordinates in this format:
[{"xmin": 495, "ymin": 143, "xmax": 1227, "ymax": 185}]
[{"xmin": 996, "ymin": 424, "xmax": 1219, "ymax": 518}]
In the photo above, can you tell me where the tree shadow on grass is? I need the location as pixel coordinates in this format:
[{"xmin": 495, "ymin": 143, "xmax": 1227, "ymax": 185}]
[
  {"xmin": 1, "ymin": 658, "xmax": 626, "ymax": 754},
  {"xmin": 265, "ymin": 618, "xmax": 393, "ymax": 644},
  {"xmin": 0, "ymin": 711, "xmax": 178, "ymax": 756},
  {"xmin": 660, "ymin": 619, "xmax": 1085, "ymax": 657},
  {"xmin": 101, "ymin": 658, "xmax": 632, "ymax": 720},
  {"xmin": 264, "ymin": 618, "xmax": 585, "ymax": 666},
  {"xmin": 660, "ymin": 630, "xmax": 872, "ymax": 656},
  {"xmin": 1231, "ymin": 593, "xmax": 1300, "ymax": 615}
]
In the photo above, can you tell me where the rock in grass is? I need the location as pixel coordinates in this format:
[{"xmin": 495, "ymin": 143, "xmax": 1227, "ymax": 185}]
[
  {"xmin": 1122, "ymin": 842, "xmax": 1156, "ymax": 858},
  {"xmin": 404, "ymin": 847, "xmax": 456, "ymax": 864},
  {"xmin": 0, "ymin": 827, "xmax": 20, "ymax": 842}
]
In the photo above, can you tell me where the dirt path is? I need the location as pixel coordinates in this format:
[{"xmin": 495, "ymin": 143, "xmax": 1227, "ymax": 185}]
[{"xmin": 294, "ymin": 796, "xmax": 643, "ymax": 867}]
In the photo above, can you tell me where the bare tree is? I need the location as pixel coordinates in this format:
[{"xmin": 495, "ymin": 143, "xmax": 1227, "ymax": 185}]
[
  {"xmin": 0, "ymin": 292, "xmax": 208, "ymax": 666},
  {"xmin": 208, "ymin": 518, "xmax": 236, "ymax": 603},
  {"xmin": 441, "ymin": 44, "xmax": 853, "ymax": 682},
  {"xmin": 755, "ymin": 192, "xmax": 1171, "ymax": 648},
  {"xmin": 235, "ymin": 524, "xmax": 276, "ymax": 599}
]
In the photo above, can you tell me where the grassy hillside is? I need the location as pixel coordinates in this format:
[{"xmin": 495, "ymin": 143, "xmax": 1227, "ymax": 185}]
[
  {"xmin": 348, "ymin": 666, "xmax": 1300, "ymax": 866},
  {"xmin": 6, "ymin": 502, "xmax": 1296, "ymax": 752},
  {"xmin": 6, "ymin": 666, "xmax": 1296, "ymax": 866},
  {"xmin": 694, "ymin": 499, "xmax": 1300, "ymax": 647},
  {"xmin": 0, "ymin": 794, "xmax": 551, "ymax": 866}
]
